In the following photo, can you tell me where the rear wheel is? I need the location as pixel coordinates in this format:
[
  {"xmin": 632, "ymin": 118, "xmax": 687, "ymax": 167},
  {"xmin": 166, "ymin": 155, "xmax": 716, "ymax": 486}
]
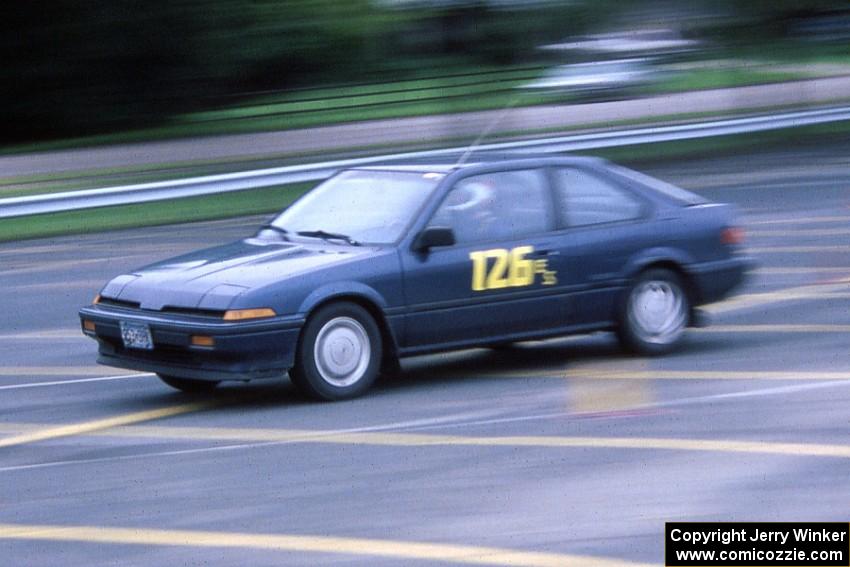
[
  {"xmin": 290, "ymin": 302, "xmax": 382, "ymax": 401},
  {"xmin": 617, "ymin": 268, "xmax": 689, "ymax": 355},
  {"xmin": 157, "ymin": 374, "xmax": 220, "ymax": 393}
]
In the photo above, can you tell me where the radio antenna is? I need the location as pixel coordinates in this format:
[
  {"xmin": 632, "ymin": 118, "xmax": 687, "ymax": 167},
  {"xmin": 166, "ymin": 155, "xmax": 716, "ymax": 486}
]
[{"xmin": 454, "ymin": 96, "xmax": 520, "ymax": 168}]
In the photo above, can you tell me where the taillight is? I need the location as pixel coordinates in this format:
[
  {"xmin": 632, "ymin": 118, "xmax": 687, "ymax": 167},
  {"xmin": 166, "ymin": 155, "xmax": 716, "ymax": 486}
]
[{"xmin": 720, "ymin": 226, "xmax": 745, "ymax": 245}]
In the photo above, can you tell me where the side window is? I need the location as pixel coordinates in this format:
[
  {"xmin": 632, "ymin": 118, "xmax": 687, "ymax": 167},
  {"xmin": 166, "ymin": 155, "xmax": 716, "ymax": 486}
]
[
  {"xmin": 554, "ymin": 168, "xmax": 643, "ymax": 227},
  {"xmin": 429, "ymin": 169, "xmax": 553, "ymax": 244}
]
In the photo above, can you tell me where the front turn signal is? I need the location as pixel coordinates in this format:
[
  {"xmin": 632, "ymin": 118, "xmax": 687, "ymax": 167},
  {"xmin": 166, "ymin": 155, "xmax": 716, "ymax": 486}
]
[
  {"xmin": 190, "ymin": 335, "xmax": 215, "ymax": 347},
  {"xmin": 223, "ymin": 308, "xmax": 277, "ymax": 321}
]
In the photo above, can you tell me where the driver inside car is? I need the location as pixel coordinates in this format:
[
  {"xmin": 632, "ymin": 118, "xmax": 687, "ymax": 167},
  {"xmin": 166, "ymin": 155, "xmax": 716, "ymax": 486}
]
[{"xmin": 436, "ymin": 178, "xmax": 500, "ymax": 242}]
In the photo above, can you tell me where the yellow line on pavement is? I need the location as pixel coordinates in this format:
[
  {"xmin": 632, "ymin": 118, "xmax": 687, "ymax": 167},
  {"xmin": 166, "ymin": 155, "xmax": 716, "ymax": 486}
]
[
  {"xmin": 0, "ymin": 367, "xmax": 133, "ymax": 377},
  {"xmin": 6, "ymin": 280, "xmax": 104, "ymax": 291},
  {"xmin": 0, "ymin": 258, "xmax": 111, "ymax": 277},
  {"xmin": 0, "ymin": 402, "xmax": 215, "ymax": 449},
  {"xmin": 0, "ymin": 423, "xmax": 40, "ymax": 435},
  {"xmin": 754, "ymin": 267, "xmax": 850, "ymax": 275},
  {"xmin": 748, "ymin": 216, "xmax": 850, "ymax": 225},
  {"xmin": 557, "ymin": 370, "xmax": 850, "ymax": 381},
  {"xmin": 0, "ymin": 523, "xmax": 649, "ymax": 567},
  {"xmin": 768, "ymin": 293, "xmax": 850, "ymax": 300},
  {"xmin": 28, "ymin": 420, "xmax": 850, "ymax": 459},
  {"xmin": 704, "ymin": 280, "xmax": 850, "ymax": 314},
  {"xmin": 3, "ymin": 394, "xmax": 850, "ymax": 459},
  {"xmin": 748, "ymin": 245, "xmax": 850, "ymax": 253},
  {"xmin": 697, "ymin": 324, "xmax": 850, "ymax": 333},
  {"xmin": 749, "ymin": 228, "xmax": 850, "ymax": 237},
  {"xmin": 475, "ymin": 366, "xmax": 850, "ymax": 382},
  {"xmin": 0, "ymin": 244, "xmax": 78, "ymax": 256},
  {"xmin": 0, "ymin": 330, "xmax": 85, "ymax": 340}
]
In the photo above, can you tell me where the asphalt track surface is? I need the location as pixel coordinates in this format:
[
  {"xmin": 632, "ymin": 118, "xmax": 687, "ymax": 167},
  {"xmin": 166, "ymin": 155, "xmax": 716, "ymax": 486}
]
[{"xmin": 2, "ymin": 141, "xmax": 850, "ymax": 566}]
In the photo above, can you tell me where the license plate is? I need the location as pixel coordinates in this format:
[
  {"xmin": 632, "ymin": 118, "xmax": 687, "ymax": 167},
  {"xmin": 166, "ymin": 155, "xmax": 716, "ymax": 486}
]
[{"xmin": 120, "ymin": 321, "xmax": 153, "ymax": 350}]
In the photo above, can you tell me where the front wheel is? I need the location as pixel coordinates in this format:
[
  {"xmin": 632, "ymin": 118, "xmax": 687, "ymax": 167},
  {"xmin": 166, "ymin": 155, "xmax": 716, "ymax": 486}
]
[
  {"xmin": 616, "ymin": 268, "xmax": 689, "ymax": 355},
  {"xmin": 290, "ymin": 302, "xmax": 382, "ymax": 401},
  {"xmin": 157, "ymin": 374, "xmax": 220, "ymax": 394}
]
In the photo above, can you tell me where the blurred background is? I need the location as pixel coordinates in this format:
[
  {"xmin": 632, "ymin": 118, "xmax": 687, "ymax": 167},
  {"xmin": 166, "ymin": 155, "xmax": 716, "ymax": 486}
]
[
  {"xmin": 3, "ymin": 0, "xmax": 849, "ymax": 145},
  {"xmin": 2, "ymin": 5, "xmax": 850, "ymax": 565}
]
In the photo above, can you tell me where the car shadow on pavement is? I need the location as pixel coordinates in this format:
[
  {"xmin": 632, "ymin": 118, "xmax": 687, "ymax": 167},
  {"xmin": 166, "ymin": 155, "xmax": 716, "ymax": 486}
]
[
  {"xmin": 379, "ymin": 328, "xmax": 758, "ymax": 394},
  {"xmin": 381, "ymin": 333, "xmax": 621, "ymax": 393},
  {"xmin": 137, "ymin": 330, "xmax": 754, "ymax": 406}
]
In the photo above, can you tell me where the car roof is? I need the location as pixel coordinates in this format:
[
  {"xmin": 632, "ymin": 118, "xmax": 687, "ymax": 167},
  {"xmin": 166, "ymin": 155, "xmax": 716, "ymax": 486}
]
[{"xmin": 353, "ymin": 154, "xmax": 608, "ymax": 175}]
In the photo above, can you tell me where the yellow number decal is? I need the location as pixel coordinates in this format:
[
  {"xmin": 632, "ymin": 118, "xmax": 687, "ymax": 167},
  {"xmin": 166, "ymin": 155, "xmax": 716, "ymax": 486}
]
[
  {"xmin": 469, "ymin": 246, "xmax": 556, "ymax": 291},
  {"xmin": 534, "ymin": 259, "xmax": 558, "ymax": 286},
  {"xmin": 469, "ymin": 250, "xmax": 488, "ymax": 291},
  {"xmin": 485, "ymin": 249, "xmax": 510, "ymax": 289},
  {"xmin": 508, "ymin": 246, "xmax": 534, "ymax": 287}
]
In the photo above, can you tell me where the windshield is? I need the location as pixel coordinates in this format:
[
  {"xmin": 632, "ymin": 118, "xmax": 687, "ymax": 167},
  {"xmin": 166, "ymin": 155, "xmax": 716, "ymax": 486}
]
[{"xmin": 269, "ymin": 170, "xmax": 441, "ymax": 245}]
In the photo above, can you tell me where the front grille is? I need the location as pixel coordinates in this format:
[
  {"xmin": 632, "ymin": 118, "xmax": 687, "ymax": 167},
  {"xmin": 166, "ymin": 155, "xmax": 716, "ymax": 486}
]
[
  {"xmin": 98, "ymin": 297, "xmax": 141, "ymax": 309},
  {"xmin": 98, "ymin": 298, "xmax": 224, "ymax": 319},
  {"xmin": 161, "ymin": 306, "xmax": 225, "ymax": 318}
]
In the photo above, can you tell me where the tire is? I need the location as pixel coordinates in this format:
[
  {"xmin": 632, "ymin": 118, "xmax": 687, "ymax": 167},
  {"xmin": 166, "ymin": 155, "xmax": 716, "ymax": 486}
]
[
  {"xmin": 158, "ymin": 374, "xmax": 220, "ymax": 393},
  {"xmin": 616, "ymin": 268, "xmax": 690, "ymax": 355},
  {"xmin": 290, "ymin": 302, "xmax": 382, "ymax": 401},
  {"xmin": 381, "ymin": 355, "xmax": 402, "ymax": 377}
]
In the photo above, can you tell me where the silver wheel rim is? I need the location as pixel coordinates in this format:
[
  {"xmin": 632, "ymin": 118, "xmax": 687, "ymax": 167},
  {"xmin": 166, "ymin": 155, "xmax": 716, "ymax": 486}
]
[
  {"xmin": 628, "ymin": 280, "xmax": 686, "ymax": 345},
  {"xmin": 313, "ymin": 316, "xmax": 371, "ymax": 387}
]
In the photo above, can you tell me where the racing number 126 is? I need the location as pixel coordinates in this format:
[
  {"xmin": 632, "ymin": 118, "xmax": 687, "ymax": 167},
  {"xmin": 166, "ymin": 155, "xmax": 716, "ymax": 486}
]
[{"xmin": 469, "ymin": 246, "xmax": 535, "ymax": 291}]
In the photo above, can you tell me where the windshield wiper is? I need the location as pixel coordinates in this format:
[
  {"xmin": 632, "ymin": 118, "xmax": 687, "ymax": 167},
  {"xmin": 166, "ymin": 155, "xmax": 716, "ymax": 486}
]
[
  {"xmin": 296, "ymin": 230, "xmax": 360, "ymax": 246},
  {"xmin": 258, "ymin": 224, "xmax": 291, "ymax": 240}
]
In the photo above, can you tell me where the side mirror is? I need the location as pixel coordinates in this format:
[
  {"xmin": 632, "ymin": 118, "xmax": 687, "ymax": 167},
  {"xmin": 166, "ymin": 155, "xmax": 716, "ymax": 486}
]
[{"xmin": 413, "ymin": 226, "xmax": 455, "ymax": 252}]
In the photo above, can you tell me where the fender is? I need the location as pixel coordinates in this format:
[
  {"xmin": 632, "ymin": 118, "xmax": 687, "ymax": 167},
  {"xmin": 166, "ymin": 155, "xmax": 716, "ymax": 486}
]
[
  {"xmin": 297, "ymin": 281, "xmax": 390, "ymax": 315},
  {"xmin": 296, "ymin": 281, "xmax": 401, "ymax": 357},
  {"xmin": 623, "ymin": 246, "xmax": 696, "ymax": 280}
]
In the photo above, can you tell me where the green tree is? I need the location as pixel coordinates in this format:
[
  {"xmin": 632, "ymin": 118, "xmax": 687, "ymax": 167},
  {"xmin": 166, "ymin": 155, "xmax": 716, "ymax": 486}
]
[{"xmin": 0, "ymin": 1, "xmax": 392, "ymax": 143}]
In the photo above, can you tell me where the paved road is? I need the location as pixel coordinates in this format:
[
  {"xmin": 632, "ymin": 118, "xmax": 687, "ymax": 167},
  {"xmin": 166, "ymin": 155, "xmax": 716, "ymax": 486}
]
[
  {"xmin": 4, "ymin": 76, "xmax": 850, "ymax": 178},
  {"xmin": 1, "ymin": 142, "xmax": 849, "ymax": 565}
]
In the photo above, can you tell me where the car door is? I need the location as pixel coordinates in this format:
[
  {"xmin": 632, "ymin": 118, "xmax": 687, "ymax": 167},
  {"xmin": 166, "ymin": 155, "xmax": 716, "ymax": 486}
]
[
  {"xmin": 400, "ymin": 168, "xmax": 570, "ymax": 349},
  {"xmin": 549, "ymin": 166, "xmax": 654, "ymax": 325}
]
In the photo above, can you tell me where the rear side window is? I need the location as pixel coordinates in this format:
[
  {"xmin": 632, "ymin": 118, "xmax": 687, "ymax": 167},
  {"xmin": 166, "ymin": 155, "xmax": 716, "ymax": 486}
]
[
  {"xmin": 608, "ymin": 164, "xmax": 708, "ymax": 206},
  {"xmin": 553, "ymin": 168, "xmax": 643, "ymax": 227},
  {"xmin": 429, "ymin": 169, "xmax": 554, "ymax": 244}
]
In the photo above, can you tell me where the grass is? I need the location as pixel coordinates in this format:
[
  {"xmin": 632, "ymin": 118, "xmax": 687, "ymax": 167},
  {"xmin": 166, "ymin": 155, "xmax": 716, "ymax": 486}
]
[
  {"xmin": 0, "ymin": 167, "xmax": 235, "ymax": 198},
  {"xmin": 191, "ymin": 66, "xmax": 546, "ymax": 120},
  {"xmin": 3, "ymin": 65, "xmax": 550, "ymax": 156},
  {"xmin": 644, "ymin": 68, "xmax": 804, "ymax": 95},
  {"xmin": 731, "ymin": 43, "xmax": 850, "ymax": 66},
  {"xmin": 0, "ymin": 182, "xmax": 313, "ymax": 243}
]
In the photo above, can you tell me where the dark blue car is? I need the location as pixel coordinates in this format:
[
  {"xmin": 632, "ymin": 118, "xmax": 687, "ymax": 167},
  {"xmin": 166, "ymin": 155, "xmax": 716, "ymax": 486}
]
[{"xmin": 80, "ymin": 156, "xmax": 750, "ymax": 400}]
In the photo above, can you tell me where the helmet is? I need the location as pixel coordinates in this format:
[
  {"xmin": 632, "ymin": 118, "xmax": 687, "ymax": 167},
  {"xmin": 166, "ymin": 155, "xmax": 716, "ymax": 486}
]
[{"xmin": 444, "ymin": 179, "xmax": 493, "ymax": 213}]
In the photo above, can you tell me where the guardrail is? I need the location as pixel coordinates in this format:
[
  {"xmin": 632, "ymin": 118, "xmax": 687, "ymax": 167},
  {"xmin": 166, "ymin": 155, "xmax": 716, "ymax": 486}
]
[{"xmin": 2, "ymin": 105, "xmax": 849, "ymax": 219}]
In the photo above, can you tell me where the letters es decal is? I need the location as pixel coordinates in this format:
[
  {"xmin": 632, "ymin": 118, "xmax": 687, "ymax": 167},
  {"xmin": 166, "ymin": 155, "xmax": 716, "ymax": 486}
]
[{"xmin": 469, "ymin": 246, "xmax": 557, "ymax": 291}]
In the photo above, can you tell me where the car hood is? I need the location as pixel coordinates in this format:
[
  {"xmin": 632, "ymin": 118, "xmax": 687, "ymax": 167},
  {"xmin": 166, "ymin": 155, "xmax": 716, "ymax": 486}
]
[{"xmin": 100, "ymin": 239, "xmax": 375, "ymax": 311}]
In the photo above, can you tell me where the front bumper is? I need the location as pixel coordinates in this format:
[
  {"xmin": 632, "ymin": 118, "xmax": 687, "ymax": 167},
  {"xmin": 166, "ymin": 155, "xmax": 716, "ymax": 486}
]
[{"xmin": 79, "ymin": 305, "xmax": 305, "ymax": 381}]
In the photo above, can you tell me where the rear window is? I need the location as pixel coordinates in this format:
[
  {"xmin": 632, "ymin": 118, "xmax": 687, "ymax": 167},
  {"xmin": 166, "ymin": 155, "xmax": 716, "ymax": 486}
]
[{"xmin": 609, "ymin": 165, "xmax": 708, "ymax": 206}]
